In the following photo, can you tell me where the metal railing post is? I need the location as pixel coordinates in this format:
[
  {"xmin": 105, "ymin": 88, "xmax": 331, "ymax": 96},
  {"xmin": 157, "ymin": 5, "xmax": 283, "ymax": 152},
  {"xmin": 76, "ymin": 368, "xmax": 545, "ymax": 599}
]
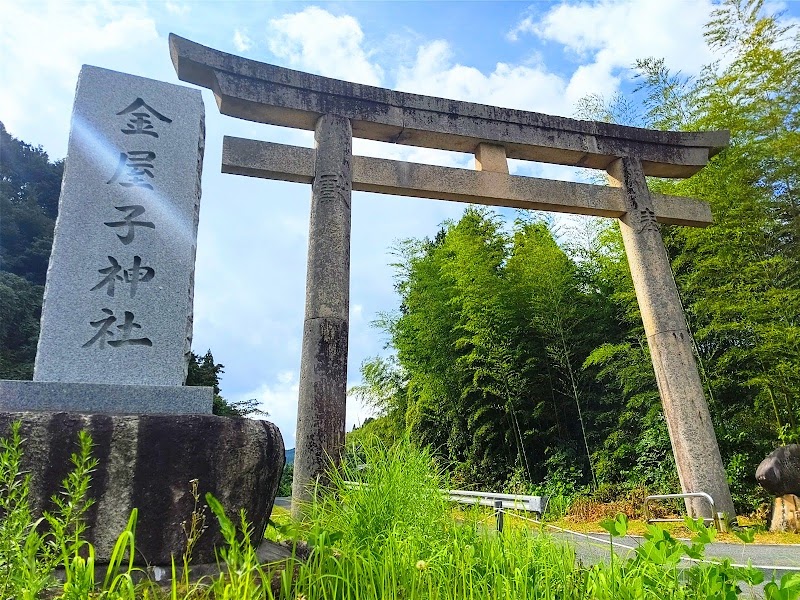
[
  {"xmin": 494, "ymin": 500, "xmax": 504, "ymax": 533},
  {"xmin": 644, "ymin": 492, "xmax": 721, "ymax": 527}
]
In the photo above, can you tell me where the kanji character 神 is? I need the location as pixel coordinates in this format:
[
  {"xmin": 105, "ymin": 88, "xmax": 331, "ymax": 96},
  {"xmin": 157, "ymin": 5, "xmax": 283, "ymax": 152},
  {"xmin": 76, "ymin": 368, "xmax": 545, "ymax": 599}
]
[{"xmin": 90, "ymin": 256, "xmax": 155, "ymax": 297}]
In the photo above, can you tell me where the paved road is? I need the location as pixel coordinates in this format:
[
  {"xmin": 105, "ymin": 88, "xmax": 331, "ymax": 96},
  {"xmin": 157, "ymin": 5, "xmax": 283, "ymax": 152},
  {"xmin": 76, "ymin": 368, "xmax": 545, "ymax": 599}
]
[
  {"xmin": 274, "ymin": 496, "xmax": 291, "ymax": 510},
  {"xmin": 551, "ymin": 528, "xmax": 800, "ymax": 570},
  {"xmin": 547, "ymin": 528, "xmax": 800, "ymax": 598}
]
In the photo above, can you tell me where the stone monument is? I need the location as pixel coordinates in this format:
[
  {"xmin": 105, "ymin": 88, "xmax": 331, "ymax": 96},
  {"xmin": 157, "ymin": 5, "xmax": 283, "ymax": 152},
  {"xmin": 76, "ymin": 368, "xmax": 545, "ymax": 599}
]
[
  {"xmin": 169, "ymin": 33, "xmax": 736, "ymax": 520},
  {"xmin": 0, "ymin": 65, "xmax": 284, "ymax": 564}
]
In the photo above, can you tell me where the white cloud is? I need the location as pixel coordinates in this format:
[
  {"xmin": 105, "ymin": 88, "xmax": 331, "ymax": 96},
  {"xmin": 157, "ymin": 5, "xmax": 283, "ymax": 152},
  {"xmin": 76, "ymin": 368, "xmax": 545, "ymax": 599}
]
[
  {"xmin": 353, "ymin": 138, "xmax": 472, "ymax": 169},
  {"xmin": 502, "ymin": 0, "xmax": 719, "ymax": 119},
  {"xmin": 165, "ymin": 1, "xmax": 190, "ymax": 16},
  {"xmin": 0, "ymin": 0, "xmax": 160, "ymax": 157},
  {"xmin": 506, "ymin": 15, "xmax": 536, "ymax": 43},
  {"xmin": 267, "ymin": 7, "xmax": 383, "ymax": 85},
  {"xmin": 277, "ymin": 370, "xmax": 295, "ymax": 385},
  {"xmin": 351, "ymin": 304, "xmax": 364, "ymax": 320},
  {"xmin": 346, "ymin": 387, "xmax": 377, "ymax": 433},
  {"xmin": 237, "ymin": 372, "xmax": 376, "ymax": 449},
  {"xmin": 514, "ymin": 0, "xmax": 715, "ymax": 82},
  {"xmin": 564, "ymin": 60, "xmax": 621, "ymax": 110},
  {"xmin": 238, "ymin": 376, "xmax": 300, "ymax": 448},
  {"xmin": 394, "ymin": 40, "xmax": 570, "ymax": 116},
  {"xmin": 233, "ymin": 29, "xmax": 253, "ymax": 53}
]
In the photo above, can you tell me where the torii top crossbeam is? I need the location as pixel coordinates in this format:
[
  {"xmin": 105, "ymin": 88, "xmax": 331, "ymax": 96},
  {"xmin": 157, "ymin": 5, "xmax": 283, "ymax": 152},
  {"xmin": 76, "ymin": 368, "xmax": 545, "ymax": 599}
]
[
  {"xmin": 168, "ymin": 33, "xmax": 736, "ymax": 521},
  {"xmin": 169, "ymin": 34, "xmax": 726, "ymax": 179}
]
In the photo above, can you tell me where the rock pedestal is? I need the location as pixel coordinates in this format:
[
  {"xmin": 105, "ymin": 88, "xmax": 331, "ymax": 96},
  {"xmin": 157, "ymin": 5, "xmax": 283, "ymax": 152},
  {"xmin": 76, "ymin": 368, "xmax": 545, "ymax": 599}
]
[
  {"xmin": 769, "ymin": 495, "xmax": 799, "ymax": 533},
  {"xmin": 757, "ymin": 444, "xmax": 800, "ymax": 532},
  {"xmin": 0, "ymin": 412, "xmax": 284, "ymax": 564}
]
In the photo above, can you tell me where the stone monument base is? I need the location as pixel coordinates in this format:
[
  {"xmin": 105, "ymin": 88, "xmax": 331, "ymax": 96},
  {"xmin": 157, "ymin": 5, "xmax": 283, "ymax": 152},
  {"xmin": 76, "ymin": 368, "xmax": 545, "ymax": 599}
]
[
  {"xmin": 0, "ymin": 380, "xmax": 213, "ymax": 414},
  {"xmin": 0, "ymin": 411, "xmax": 284, "ymax": 565},
  {"xmin": 770, "ymin": 494, "xmax": 799, "ymax": 533}
]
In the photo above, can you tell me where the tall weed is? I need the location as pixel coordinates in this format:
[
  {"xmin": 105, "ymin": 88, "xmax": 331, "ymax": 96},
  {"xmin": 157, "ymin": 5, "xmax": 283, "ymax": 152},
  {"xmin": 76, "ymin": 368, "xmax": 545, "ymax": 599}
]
[
  {"xmin": 307, "ymin": 437, "xmax": 452, "ymax": 556},
  {"xmin": 0, "ymin": 421, "xmax": 41, "ymax": 598},
  {"xmin": 278, "ymin": 438, "xmax": 584, "ymax": 600},
  {"xmin": 0, "ymin": 422, "xmax": 139, "ymax": 600}
]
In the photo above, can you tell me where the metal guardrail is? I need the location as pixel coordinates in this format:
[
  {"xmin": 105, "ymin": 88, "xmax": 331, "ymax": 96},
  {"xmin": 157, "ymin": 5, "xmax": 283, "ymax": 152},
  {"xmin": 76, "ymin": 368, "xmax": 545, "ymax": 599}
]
[
  {"xmin": 343, "ymin": 481, "xmax": 548, "ymax": 525},
  {"xmin": 644, "ymin": 492, "xmax": 727, "ymax": 532},
  {"xmin": 448, "ymin": 489, "xmax": 548, "ymax": 515}
]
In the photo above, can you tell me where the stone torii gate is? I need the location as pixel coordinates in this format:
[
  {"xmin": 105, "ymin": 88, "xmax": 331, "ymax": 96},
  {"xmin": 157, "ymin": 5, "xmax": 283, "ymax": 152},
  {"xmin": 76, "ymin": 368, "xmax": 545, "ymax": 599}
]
[{"xmin": 169, "ymin": 34, "xmax": 736, "ymax": 519}]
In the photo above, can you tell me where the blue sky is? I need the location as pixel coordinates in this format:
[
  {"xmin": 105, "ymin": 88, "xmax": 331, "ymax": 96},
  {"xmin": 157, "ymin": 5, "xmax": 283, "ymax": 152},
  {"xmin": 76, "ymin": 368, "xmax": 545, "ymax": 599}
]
[{"xmin": 2, "ymin": 0, "xmax": 798, "ymax": 449}]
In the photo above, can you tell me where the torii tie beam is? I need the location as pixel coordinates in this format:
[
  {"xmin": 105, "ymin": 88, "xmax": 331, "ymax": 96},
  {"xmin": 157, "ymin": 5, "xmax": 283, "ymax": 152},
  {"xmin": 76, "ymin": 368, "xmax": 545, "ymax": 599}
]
[{"xmin": 169, "ymin": 33, "xmax": 736, "ymax": 520}]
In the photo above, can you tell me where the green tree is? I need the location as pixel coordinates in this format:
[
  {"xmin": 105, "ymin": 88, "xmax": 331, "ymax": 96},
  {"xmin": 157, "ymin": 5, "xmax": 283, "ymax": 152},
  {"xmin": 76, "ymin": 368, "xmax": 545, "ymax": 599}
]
[
  {"xmin": 0, "ymin": 122, "xmax": 61, "ymax": 285},
  {"xmin": 185, "ymin": 350, "xmax": 265, "ymax": 418},
  {"xmin": 277, "ymin": 462, "xmax": 293, "ymax": 496},
  {"xmin": 382, "ymin": 209, "xmax": 619, "ymax": 491},
  {"xmin": 506, "ymin": 220, "xmax": 619, "ymax": 490},
  {"xmin": 347, "ymin": 355, "xmax": 408, "ymax": 447},
  {"xmin": 0, "ymin": 272, "xmax": 43, "ymax": 379},
  {"xmin": 385, "ymin": 210, "xmax": 512, "ymax": 485},
  {"xmin": 0, "ymin": 123, "xmax": 62, "ymax": 378}
]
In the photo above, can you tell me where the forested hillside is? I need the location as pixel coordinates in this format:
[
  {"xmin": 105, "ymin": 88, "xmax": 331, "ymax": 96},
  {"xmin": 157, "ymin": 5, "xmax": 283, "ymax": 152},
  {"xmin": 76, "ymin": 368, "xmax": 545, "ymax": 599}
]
[
  {"xmin": 0, "ymin": 123, "xmax": 61, "ymax": 379},
  {"xmin": 349, "ymin": 0, "xmax": 799, "ymax": 513}
]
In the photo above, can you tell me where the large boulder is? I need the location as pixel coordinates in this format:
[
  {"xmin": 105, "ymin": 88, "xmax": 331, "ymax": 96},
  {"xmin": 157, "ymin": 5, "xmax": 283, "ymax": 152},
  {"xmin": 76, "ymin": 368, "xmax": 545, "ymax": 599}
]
[
  {"xmin": 756, "ymin": 444, "xmax": 800, "ymax": 496},
  {"xmin": 0, "ymin": 412, "xmax": 284, "ymax": 565}
]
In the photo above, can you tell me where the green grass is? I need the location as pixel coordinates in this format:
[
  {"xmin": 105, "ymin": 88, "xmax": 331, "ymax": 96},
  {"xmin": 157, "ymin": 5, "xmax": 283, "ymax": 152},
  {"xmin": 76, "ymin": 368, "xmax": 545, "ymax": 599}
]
[{"xmin": 2, "ymin": 424, "xmax": 800, "ymax": 599}]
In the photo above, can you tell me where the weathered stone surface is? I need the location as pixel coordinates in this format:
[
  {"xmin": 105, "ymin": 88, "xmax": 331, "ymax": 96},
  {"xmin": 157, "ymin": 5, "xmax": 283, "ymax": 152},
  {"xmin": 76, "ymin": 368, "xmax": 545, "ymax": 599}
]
[
  {"xmin": 222, "ymin": 137, "xmax": 713, "ymax": 227},
  {"xmin": 474, "ymin": 143, "xmax": 509, "ymax": 173},
  {"xmin": 170, "ymin": 34, "xmax": 728, "ymax": 178},
  {"xmin": 0, "ymin": 380, "xmax": 212, "ymax": 414},
  {"xmin": 757, "ymin": 444, "xmax": 800, "ymax": 496},
  {"xmin": 0, "ymin": 412, "xmax": 283, "ymax": 564},
  {"xmin": 768, "ymin": 494, "xmax": 799, "ymax": 532},
  {"xmin": 292, "ymin": 115, "xmax": 351, "ymax": 517},
  {"xmin": 34, "ymin": 65, "xmax": 205, "ymax": 391},
  {"xmin": 607, "ymin": 157, "xmax": 735, "ymax": 519}
]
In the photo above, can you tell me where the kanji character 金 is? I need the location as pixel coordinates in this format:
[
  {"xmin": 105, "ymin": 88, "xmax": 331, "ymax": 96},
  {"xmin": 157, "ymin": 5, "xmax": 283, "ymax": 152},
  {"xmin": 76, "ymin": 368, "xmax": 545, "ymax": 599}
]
[{"xmin": 117, "ymin": 98, "xmax": 172, "ymax": 138}]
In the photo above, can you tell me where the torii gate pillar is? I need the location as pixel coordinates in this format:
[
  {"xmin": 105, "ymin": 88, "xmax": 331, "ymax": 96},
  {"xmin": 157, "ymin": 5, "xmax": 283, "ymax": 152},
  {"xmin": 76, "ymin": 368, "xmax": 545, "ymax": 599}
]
[
  {"xmin": 291, "ymin": 114, "xmax": 353, "ymax": 517},
  {"xmin": 608, "ymin": 158, "xmax": 735, "ymax": 518}
]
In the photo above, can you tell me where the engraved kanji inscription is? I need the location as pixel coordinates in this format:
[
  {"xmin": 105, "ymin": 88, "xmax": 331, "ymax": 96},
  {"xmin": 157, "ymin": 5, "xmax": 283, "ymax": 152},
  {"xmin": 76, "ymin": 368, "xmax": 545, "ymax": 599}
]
[
  {"xmin": 104, "ymin": 205, "xmax": 155, "ymax": 245},
  {"xmin": 90, "ymin": 255, "xmax": 155, "ymax": 297},
  {"xmin": 107, "ymin": 151, "xmax": 156, "ymax": 189},
  {"xmin": 622, "ymin": 186, "xmax": 659, "ymax": 234},
  {"xmin": 637, "ymin": 207, "xmax": 659, "ymax": 233},
  {"xmin": 315, "ymin": 172, "xmax": 350, "ymax": 207},
  {"xmin": 82, "ymin": 308, "xmax": 153, "ymax": 348},
  {"xmin": 117, "ymin": 98, "xmax": 172, "ymax": 137}
]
